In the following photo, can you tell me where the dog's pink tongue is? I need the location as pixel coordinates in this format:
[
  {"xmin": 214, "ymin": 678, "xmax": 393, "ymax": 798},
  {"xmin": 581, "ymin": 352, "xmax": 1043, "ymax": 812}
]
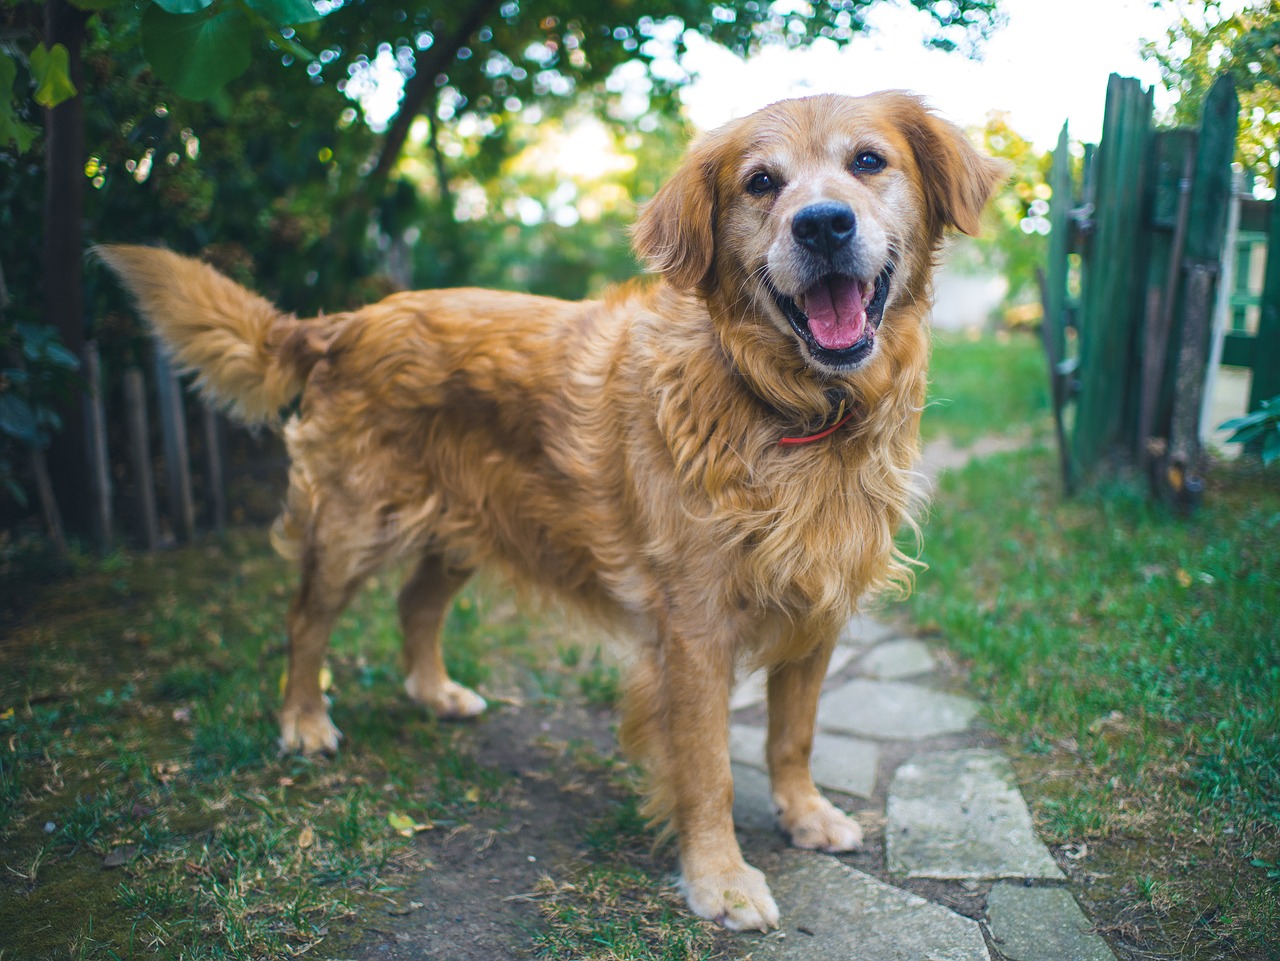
[{"xmin": 804, "ymin": 277, "xmax": 867, "ymax": 350}]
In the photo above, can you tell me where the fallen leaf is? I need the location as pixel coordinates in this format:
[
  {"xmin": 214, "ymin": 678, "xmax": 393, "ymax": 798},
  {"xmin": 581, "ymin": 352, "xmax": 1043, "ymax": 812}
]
[
  {"xmin": 388, "ymin": 812, "xmax": 433, "ymax": 837},
  {"xmin": 463, "ymin": 786, "xmax": 481, "ymax": 804},
  {"xmin": 1176, "ymin": 568, "xmax": 1192, "ymax": 588},
  {"xmin": 388, "ymin": 812, "xmax": 415, "ymax": 837},
  {"xmin": 298, "ymin": 825, "xmax": 315, "ymax": 849}
]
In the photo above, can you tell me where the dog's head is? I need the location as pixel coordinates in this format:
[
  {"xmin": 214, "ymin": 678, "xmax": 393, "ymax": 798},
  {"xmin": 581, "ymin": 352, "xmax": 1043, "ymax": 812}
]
[{"xmin": 633, "ymin": 92, "xmax": 1008, "ymax": 378}]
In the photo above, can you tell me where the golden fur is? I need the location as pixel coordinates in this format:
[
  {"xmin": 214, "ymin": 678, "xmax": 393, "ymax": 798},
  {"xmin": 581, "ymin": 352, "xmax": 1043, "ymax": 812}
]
[{"xmin": 99, "ymin": 91, "xmax": 1006, "ymax": 931}]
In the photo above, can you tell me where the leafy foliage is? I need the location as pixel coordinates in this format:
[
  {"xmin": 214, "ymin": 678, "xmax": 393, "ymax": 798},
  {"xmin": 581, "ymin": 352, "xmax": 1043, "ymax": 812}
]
[
  {"xmin": 1220, "ymin": 394, "xmax": 1280, "ymax": 465},
  {"xmin": 0, "ymin": 323, "xmax": 81, "ymax": 505},
  {"xmin": 1147, "ymin": 0, "xmax": 1280, "ymax": 187},
  {"xmin": 1, "ymin": 0, "xmax": 1005, "ymax": 532},
  {"xmin": 949, "ymin": 112, "xmax": 1052, "ymax": 313}
]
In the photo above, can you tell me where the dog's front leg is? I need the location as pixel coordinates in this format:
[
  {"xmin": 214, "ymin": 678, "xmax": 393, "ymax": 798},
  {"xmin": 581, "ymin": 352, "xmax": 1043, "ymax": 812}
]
[
  {"xmin": 766, "ymin": 630, "xmax": 863, "ymax": 852},
  {"xmin": 660, "ymin": 623, "xmax": 780, "ymax": 932}
]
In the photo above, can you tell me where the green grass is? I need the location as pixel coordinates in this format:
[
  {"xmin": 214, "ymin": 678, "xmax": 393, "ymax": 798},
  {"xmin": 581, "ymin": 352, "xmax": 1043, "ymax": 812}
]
[
  {"xmin": 909, "ymin": 448, "xmax": 1280, "ymax": 956},
  {"xmin": 0, "ymin": 530, "xmax": 712, "ymax": 960},
  {"xmin": 532, "ymin": 790, "xmax": 726, "ymax": 961},
  {"xmin": 0, "ymin": 532, "xmax": 526, "ymax": 960},
  {"xmin": 924, "ymin": 330, "xmax": 1049, "ymax": 444}
]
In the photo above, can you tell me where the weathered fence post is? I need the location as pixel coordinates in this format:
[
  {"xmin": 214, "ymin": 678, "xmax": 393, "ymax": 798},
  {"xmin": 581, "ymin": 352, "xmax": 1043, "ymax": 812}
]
[
  {"xmin": 1155, "ymin": 75, "xmax": 1238, "ymax": 507},
  {"xmin": 82, "ymin": 341, "xmax": 112, "ymax": 547},
  {"xmin": 152, "ymin": 350, "xmax": 196, "ymax": 543},
  {"xmin": 123, "ymin": 367, "xmax": 161, "ymax": 551},
  {"xmin": 203, "ymin": 407, "xmax": 227, "ymax": 533}
]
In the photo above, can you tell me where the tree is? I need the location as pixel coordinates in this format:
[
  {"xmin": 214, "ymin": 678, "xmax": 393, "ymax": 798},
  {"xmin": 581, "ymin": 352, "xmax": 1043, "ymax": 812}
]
[
  {"xmin": 2, "ymin": 0, "xmax": 1006, "ymax": 536},
  {"xmin": 1147, "ymin": 0, "xmax": 1279, "ymax": 188},
  {"xmin": 945, "ymin": 112, "xmax": 1051, "ymax": 317}
]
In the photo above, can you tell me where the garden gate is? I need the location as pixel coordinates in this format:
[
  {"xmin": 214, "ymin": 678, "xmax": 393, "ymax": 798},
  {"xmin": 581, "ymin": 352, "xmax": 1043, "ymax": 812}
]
[{"xmin": 1041, "ymin": 73, "xmax": 1279, "ymax": 505}]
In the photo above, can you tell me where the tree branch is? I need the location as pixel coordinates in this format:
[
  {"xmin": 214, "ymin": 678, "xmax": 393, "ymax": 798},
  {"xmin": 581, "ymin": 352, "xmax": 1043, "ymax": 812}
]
[{"xmin": 370, "ymin": 0, "xmax": 504, "ymax": 186}]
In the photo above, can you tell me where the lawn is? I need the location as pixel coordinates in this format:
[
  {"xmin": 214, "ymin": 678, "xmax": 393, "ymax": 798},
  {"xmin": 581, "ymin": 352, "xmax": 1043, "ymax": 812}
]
[
  {"xmin": 909, "ymin": 450, "xmax": 1280, "ymax": 958},
  {"xmin": 0, "ymin": 532, "xmax": 720, "ymax": 960},
  {"xmin": 919, "ymin": 331, "xmax": 1279, "ymax": 957},
  {"xmin": 4, "ymin": 328, "xmax": 1273, "ymax": 959}
]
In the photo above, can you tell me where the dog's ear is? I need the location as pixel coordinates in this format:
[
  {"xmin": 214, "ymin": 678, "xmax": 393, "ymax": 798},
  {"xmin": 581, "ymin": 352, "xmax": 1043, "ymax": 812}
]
[
  {"xmin": 631, "ymin": 138, "xmax": 719, "ymax": 291},
  {"xmin": 886, "ymin": 93, "xmax": 1011, "ymax": 237}
]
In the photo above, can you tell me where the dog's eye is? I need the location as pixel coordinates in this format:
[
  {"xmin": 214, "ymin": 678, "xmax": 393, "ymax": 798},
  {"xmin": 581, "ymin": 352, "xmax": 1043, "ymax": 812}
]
[
  {"xmin": 852, "ymin": 151, "xmax": 886, "ymax": 173},
  {"xmin": 746, "ymin": 172, "xmax": 776, "ymax": 195}
]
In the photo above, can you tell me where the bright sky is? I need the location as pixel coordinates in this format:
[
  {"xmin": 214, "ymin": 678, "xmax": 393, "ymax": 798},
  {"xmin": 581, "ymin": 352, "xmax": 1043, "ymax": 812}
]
[{"xmin": 679, "ymin": 0, "xmax": 1177, "ymax": 146}]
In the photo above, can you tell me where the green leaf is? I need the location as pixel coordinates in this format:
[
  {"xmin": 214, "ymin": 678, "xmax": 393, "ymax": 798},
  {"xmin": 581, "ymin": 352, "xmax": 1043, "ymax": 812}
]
[
  {"xmin": 30, "ymin": 43, "xmax": 78, "ymax": 109},
  {"xmin": 0, "ymin": 394, "xmax": 40, "ymax": 446},
  {"xmin": 0, "ymin": 55, "xmax": 38, "ymax": 152},
  {"xmin": 245, "ymin": 0, "xmax": 324, "ymax": 25},
  {"xmin": 1225, "ymin": 422, "xmax": 1268, "ymax": 445},
  {"xmin": 1263, "ymin": 428, "xmax": 1280, "ymax": 467},
  {"xmin": 1219, "ymin": 410, "xmax": 1269, "ymax": 432},
  {"xmin": 142, "ymin": 4, "xmax": 253, "ymax": 101},
  {"xmin": 2, "ymin": 473, "xmax": 29, "ymax": 509},
  {"xmin": 151, "ymin": 0, "xmax": 215, "ymax": 12}
]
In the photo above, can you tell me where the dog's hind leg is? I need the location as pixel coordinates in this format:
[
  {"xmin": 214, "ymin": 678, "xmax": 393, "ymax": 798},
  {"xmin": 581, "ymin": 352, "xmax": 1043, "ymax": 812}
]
[
  {"xmin": 398, "ymin": 554, "xmax": 486, "ymax": 719},
  {"xmin": 280, "ymin": 539, "xmax": 365, "ymax": 755},
  {"xmin": 765, "ymin": 629, "xmax": 863, "ymax": 852}
]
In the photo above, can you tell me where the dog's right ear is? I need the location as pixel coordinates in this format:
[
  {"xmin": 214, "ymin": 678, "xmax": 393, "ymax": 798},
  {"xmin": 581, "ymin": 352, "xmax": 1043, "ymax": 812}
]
[{"xmin": 631, "ymin": 140, "xmax": 719, "ymax": 292}]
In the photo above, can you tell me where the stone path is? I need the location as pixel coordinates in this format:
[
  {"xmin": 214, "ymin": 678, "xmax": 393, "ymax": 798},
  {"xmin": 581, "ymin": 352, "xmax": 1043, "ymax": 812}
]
[{"xmin": 727, "ymin": 613, "xmax": 1116, "ymax": 961}]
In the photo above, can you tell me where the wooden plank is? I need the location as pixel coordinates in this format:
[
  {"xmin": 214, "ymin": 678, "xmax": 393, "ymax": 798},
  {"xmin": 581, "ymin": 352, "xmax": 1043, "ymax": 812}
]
[
  {"xmin": 153, "ymin": 350, "xmax": 196, "ymax": 542},
  {"xmin": 29, "ymin": 448, "xmax": 67, "ymax": 555},
  {"xmin": 1185, "ymin": 75, "xmax": 1240, "ymax": 265},
  {"xmin": 1156, "ymin": 74, "xmax": 1238, "ymax": 508},
  {"xmin": 82, "ymin": 341, "xmax": 112, "ymax": 548},
  {"xmin": 1240, "ymin": 198, "xmax": 1271, "ymax": 234},
  {"xmin": 1139, "ymin": 133, "xmax": 1196, "ymax": 459},
  {"xmin": 202, "ymin": 407, "xmax": 227, "ymax": 534},
  {"xmin": 1250, "ymin": 192, "xmax": 1280, "ymax": 410},
  {"xmin": 123, "ymin": 367, "xmax": 161, "ymax": 551},
  {"xmin": 1046, "ymin": 123, "xmax": 1072, "ymax": 364},
  {"xmin": 1072, "ymin": 74, "xmax": 1153, "ymax": 474},
  {"xmin": 1120, "ymin": 79, "xmax": 1157, "ymax": 455},
  {"xmin": 1220, "ymin": 332, "xmax": 1254, "ymax": 368}
]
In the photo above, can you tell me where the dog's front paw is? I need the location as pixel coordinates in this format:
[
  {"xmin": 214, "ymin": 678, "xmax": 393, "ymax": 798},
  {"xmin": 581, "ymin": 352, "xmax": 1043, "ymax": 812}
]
[
  {"xmin": 279, "ymin": 705, "xmax": 342, "ymax": 755},
  {"xmin": 405, "ymin": 677, "xmax": 487, "ymax": 719},
  {"xmin": 679, "ymin": 862, "xmax": 779, "ymax": 932},
  {"xmin": 777, "ymin": 794, "xmax": 863, "ymax": 852}
]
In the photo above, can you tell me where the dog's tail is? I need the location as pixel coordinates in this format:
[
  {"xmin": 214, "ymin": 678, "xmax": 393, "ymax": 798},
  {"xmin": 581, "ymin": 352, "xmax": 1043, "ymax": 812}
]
[{"xmin": 96, "ymin": 245, "xmax": 326, "ymax": 425}]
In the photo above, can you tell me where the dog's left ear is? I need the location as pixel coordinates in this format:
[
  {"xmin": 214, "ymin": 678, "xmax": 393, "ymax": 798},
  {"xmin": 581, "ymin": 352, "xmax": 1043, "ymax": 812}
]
[
  {"xmin": 631, "ymin": 136, "xmax": 720, "ymax": 291},
  {"xmin": 888, "ymin": 93, "xmax": 1011, "ymax": 237}
]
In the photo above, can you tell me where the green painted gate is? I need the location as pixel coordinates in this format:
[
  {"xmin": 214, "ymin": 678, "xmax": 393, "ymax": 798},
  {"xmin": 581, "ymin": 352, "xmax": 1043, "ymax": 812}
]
[{"xmin": 1041, "ymin": 72, "xmax": 1278, "ymax": 506}]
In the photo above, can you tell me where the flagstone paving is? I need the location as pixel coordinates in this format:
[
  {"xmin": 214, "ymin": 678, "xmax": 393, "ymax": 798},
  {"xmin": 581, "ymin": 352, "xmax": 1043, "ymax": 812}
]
[
  {"xmin": 985, "ymin": 883, "xmax": 1117, "ymax": 961},
  {"xmin": 859, "ymin": 637, "xmax": 936, "ymax": 679},
  {"xmin": 728, "ymin": 610, "xmax": 1114, "ymax": 961},
  {"xmin": 817, "ymin": 677, "xmax": 980, "ymax": 740},
  {"xmin": 886, "ymin": 749, "xmax": 1063, "ymax": 880}
]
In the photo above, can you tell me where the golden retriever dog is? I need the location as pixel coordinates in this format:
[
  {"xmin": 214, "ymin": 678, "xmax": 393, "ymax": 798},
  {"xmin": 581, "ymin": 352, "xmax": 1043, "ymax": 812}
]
[{"xmin": 99, "ymin": 91, "xmax": 1006, "ymax": 931}]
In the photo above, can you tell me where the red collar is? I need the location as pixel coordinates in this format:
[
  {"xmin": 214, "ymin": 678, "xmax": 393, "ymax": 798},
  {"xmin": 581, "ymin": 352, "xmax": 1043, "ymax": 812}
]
[{"xmin": 779, "ymin": 405, "xmax": 857, "ymax": 446}]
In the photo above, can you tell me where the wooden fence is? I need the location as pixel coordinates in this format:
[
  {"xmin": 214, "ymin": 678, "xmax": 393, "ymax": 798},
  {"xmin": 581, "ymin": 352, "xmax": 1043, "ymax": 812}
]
[
  {"xmin": 72, "ymin": 343, "xmax": 230, "ymax": 552},
  {"xmin": 1042, "ymin": 72, "xmax": 1278, "ymax": 505}
]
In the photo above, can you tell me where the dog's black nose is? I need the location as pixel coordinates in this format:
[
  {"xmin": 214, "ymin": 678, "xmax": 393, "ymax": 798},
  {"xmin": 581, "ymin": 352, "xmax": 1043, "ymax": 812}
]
[{"xmin": 792, "ymin": 202, "xmax": 857, "ymax": 256}]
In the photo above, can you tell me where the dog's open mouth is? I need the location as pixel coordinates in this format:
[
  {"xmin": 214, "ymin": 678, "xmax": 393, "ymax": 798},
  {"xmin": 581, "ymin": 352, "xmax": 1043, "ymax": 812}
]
[{"xmin": 771, "ymin": 265, "xmax": 893, "ymax": 368}]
